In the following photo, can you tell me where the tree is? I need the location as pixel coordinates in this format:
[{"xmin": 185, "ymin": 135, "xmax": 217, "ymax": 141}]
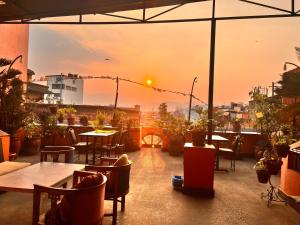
[
  {"xmin": 0, "ymin": 57, "xmax": 27, "ymax": 135},
  {"xmin": 275, "ymin": 71, "xmax": 300, "ymax": 97}
]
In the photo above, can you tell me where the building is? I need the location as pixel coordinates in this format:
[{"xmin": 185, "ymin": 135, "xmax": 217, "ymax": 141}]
[{"xmin": 44, "ymin": 73, "xmax": 84, "ymax": 104}]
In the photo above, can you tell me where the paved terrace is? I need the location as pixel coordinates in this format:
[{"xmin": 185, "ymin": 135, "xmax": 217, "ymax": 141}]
[{"xmin": 0, "ymin": 148, "xmax": 300, "ymax": 225}]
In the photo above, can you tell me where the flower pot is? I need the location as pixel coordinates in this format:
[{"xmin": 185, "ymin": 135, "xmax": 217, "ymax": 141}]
[
  {"xmin": 67, "ymin": 117, "xmax": 75, "ymax": 125},
  {"xmin": 10, "ymin": 135, "xmax": 22, "ymax": 156},
  {"xmin": 57, "ymin": 115, "xmax": 64, "ymax": 123},
  {"xmin": 22, "ymin": 137, "xmax": 41, "ymax": 155},
  {"xmin": 266, "ymin": 159, "xmax": 282, "ymax": 175},
  {"xmin": 275, "ymin": 144, "xmax": 290, "ymax": 158},
  {"xmin": 191, "ymin": 130, "xmax": 206, "ymax": 147},
  {"xmin": 256, "ymin": 169, "xmax": 270, "ymax": 184}
]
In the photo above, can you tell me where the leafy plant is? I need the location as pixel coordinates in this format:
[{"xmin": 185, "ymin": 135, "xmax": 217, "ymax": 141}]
[
  {"xmin": 57, "ymin": 108, "xmax": 66, "ymax": 117},
  {"xmin": 23, "ymin": 112, "xmax": 42, "ymax": 139},
  {"xmin": 0, "ymin": 57, "xmax": 28, "ymax": 135},
  {"xmin": 64, "ymin": 106, "xmax": 77, "ymax": 116},
  {"xmin": 92, "ymin": 111, "xmax": 109, "ymax": 129},
  {"xmin": 79, "ymin": 115, "xmax": 89, "ymax": 126},
  {"xmin": 111, "ymin": 110, "xmax": 128, "ymax": 127},
  {"xmin": 253, "ymin": 160, "xmax": 266, "ymax": 170}
]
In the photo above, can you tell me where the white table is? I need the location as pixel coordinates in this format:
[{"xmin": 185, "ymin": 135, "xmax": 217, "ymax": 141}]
[{"xmin": 0, "ymin": 162, "xmax": 85, "ymax": 193}]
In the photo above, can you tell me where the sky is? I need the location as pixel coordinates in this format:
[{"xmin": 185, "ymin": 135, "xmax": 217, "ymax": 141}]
[{"xmin": 28, "ymin": 0, "xmax": 300, "ymax": 111}]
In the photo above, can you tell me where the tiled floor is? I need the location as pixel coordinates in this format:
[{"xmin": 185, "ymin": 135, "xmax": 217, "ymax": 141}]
[{"xmin": 0, "ymin": 148, "xmax": 300, "ymax": 225}]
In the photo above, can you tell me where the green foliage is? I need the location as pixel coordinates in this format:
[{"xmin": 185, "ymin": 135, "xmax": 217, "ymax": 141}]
[
  {"xmin": 0, "ymin": 57, "xmax": 27, "ymax": 135},
  {"xmin": 23, "ymin": 112, "xmax": 42, "ymax": 139},
  {"xmin": 253, "ymin": 160, "xmax": 266, "ymax": 170},
  {"xmin": 57, "ymin": 108, "xmax": 66, "ymax": 117},
  {"xmin": 64, "ymin": 106, "xmax": 77, "ymax": 116},
  {"xmin": 276, "ymin": 72, "xmax": 300, "ymax": 97},
  {"xmin": 92, "ymin": 111, "xmax": 109, "ymax": 129},
  {"xmin": 37, "ymin": 111, "xmax": 57, "ymax": 136},
  {"xmin": 191, "ymin": 105, "xmax": 207, "ymax": 131},
  {"xmin": 79, "ymin": 115, "xmax": 89, "ymax": 126},
  {"xmin": 249, "ymin": 86, "xmax": 283, "ymax": 137},
  {"xmin": 111, "ymin": 110, "xmax": 128, "ymax": 127}
]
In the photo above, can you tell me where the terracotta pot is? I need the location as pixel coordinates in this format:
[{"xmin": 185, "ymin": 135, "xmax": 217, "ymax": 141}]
[
  {"xmin": 191, "ymin": 130, "xmax": 206, "ymax": 147},
  {"xmin": 10, "ymin": 135, "xmax": 22, "ymax": 156},
  {"xmin": 256, "ymin": 169, "xmax": 270, "ymax": 184},
  {"xmin": 67, "ymin": 117, "xmax": 75, "ymax": 125},
  {"xmin": 275, "ymin": 144, "xmax": 290, "ymax": 158},
  {"xmin": 22, "ymin": 137, "xmax": 41, "ymax": 155}
]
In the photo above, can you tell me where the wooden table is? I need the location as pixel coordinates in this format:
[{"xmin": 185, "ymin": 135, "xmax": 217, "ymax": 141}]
[
  {"xmin": 0, "ymin": 162, "xmax": 85, "ymax": 193},
  {"xmin": 79, "ymin": 130, "xmax": 118, "ymax": 165},
  {"xmin": 207, "ymin": 135, "xmax": 229, "ymax": 171}
]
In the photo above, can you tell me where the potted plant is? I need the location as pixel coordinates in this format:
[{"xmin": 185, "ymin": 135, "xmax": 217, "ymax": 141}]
[
  {"xmin": 262, "ymin": 149, "xmax": 282, "ymax": 175},
  {"xmin": 232, "ymin": 118, "xmax": 243, "ymax": 133},
  {"xmin": 49, "ymin": 105, "xmax": 58, "ymax": 115},
  {"xmin": 22, "ymin": 112, "xmax": 42, "ymax": 155},
  {"xmin": 79, "ymin": 115, "xmax": 89, "ymax": 126},
  {"xmin": 274, "ymin": 135, "xmax": 291, "ymax": 158},
  {"xmin": 92, "ymin": 111, "xmax": 108, "ymax": 130},
  {"xmin": 0, "ymin": 57, "xmax": 28, "ymax": 156},
  {"xmin": 191, "ymin": 106, "xmax": 207, "ymax": 146},
  {"xmin": 111, "ymin": 110, "xmax": 128, "ymax": 128},
  {"xmin": 254, "ymin": 160, "xmax": 270, "ymax": 184},
  {"xmin": 65, "ymin": 106, "xmax": 77, "ymax": 125},
  {"xmin": 57, "ymin": 108, "xmax": 65, "ymax": 123}
]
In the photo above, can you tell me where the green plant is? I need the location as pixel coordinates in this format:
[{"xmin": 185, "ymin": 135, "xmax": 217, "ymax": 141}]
[
  {"xmin": 111, "ymin": 110, "xmax": 128, "ymax": 127},
  {"xmin": 64, "ymin": 106, "xmax": 77, "ymax": 116},
  {"xmin": 92, "ymin": 111, "xmax": 109, "ymax": 129},
  {"xmin": 0, "ymin": 57, "xmax": 28, "ymax": 136},
  {"xmin": 23, "ymin": 112, "xmax": 42, "ymax": 139},
  {"xmin": 37, "ymin": 111, "xmax": 57, "ymax": 136},
  {"xmin": 253, "ymin": 160, "xmax": 266, "ymax": 170},
  {"xmin": 57, "ymin": 108, "xmax": 66, "ymax": 117},
  {"xmin": 79, "ymin": 115, "xmax": 89, "ymax": 126}
]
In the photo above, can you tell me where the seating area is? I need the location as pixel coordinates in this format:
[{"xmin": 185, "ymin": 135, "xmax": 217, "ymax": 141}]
[{"xmin": 0, "ymin": 148, "xmax": 299, "ymax": 225}]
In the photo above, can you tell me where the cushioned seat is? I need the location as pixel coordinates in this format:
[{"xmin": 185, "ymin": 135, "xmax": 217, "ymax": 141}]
[{"xmin": 0, "ymin": 161, "xmax": 31, "ymax": 176}]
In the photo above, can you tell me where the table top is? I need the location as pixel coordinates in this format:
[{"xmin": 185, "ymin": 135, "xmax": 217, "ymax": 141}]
[
  {"xmin": 0, "ymin": 162, "xmax": 85, "ymax": 193},
  {"xmin": 184, "ymin": 143, "xmax": 215, "ymax": 149},
  {"xmin": 79, "ymin": 130, "xmax": 118, "ymax": 137},
  {"xmin": 206, "ymin": 135, "xmax": 228, "ymax": 142}
]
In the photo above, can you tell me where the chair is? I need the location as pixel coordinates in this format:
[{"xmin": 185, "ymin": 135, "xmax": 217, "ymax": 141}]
[
  {"xmin": 67, "ymin": 128, "xmax": 92, "ymax": 164},
  {"xmin": 95, "ymin": 132, "xmax": 120, "ymax": 157},
  {"xmin": 218, "ymin": 135, "xmax": 241, "ymax": 171},
  {"xmin": 40, "ymin": 146, "xmax": 75, "ymax": 163},
  {"xmin": 114, "ymin": 131, "xmax": 127, "ymax": 158},
  {"xmin": 32, "ymin": 171, "xmax": 107, "ymax": 225},
  {"xmin": 85, "ymin": 156, "xmax": 132, "ymax": 225}
]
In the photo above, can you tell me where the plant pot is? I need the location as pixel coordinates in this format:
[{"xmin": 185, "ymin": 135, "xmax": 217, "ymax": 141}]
[
  {"xmin": 191, "ymin": 130, "xmax": 206, "ymax": 147},
  {"xmin": 265, "ymin": 159, "xmax": 282, "ymax": 175},
  {"xmin": 275, "ymin": 144, "xmax": 290, "ymax": 158},
  {"xmin": 57, "ymin": 115, "xmax": 64, "ymax": 123},
  {"xmin": 49, "ymin": 106, "xmax": 58, "ymax": 114},
  {"xmin": 169, "ymin": 135, "xmax": 184, "ymax": 156},
  {"xmin": 10, "ymin": 135, "xmax": 22, "ymax": 156},
  {"xmin": 22, "ymin": 137, "xmax": 41, "ymax": 155},
  {"xmin": 256, "ymin": 169, "xmax": 270, "ymax": 184},
  {"xmin": 67, "ymin": 117, "xmax": 75, "ymax": 125}
]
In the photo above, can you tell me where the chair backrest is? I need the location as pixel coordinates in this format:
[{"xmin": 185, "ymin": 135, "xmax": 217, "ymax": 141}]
[
  {"xmin": 33, "ymin": 171, "xmax": 107, "ymax": 225},
  {"xmin": 40, "ymin": 146, "xmax": 75, "ymax": 163},
  {"xmin": 232, "ymin": 135, "xmax": 241, "ymax": 153},
  {"xmin": 86, "ymin": 161, "xmax": 132, "ymax": 197},
  {"xmin": 68, "ymin": 128, "xmax": 77, "ymax": 145}
]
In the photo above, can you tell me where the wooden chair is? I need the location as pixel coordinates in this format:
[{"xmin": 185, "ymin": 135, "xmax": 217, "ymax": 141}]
[
  {"xmin": 40, "ymin": 146, "xmax": 75, "ymax": 163},
  {"xmin": 218, "ymin": 135, "xmax": 241, "ymax": 171},
  {"xmin": 114, "ymin": 131, "xmax": 127, "ymax": 158},
  {"xmin": 95, "ymin": 132, "xmax": 120, "ymax": 157},
  {"xmin": 67, "ymin": 128, "xmax": 92, "ymax": 164},
  {"xmin": 32, "ymin": 171, "xmax": 107, "ymax": 225},
  {"xmin": 85, "ymin": 157, "xmax": 132, "ymax": 225}
]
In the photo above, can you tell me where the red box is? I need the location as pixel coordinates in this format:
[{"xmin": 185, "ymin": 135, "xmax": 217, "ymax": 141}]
[{"xmin": 183, "ymin": 143, "xmax": 216, "ymax": 197}]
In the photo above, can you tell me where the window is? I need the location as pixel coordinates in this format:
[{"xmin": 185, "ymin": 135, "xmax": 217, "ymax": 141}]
[
  {"xmin": 66, "ymin": 85, "xmax": 72, "ymax": 91},
  {"xmin": 52, "ymin": 84, "xmax": 65, "ymax": 89},
  {"xmin": 71, "ymin": 87, "xmax": 77, "ymax": 92}
]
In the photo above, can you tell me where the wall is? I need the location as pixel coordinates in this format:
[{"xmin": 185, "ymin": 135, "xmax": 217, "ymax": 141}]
[{"xmin": 0, "ymin": 24, "xmax": 29, "ymax": 82}]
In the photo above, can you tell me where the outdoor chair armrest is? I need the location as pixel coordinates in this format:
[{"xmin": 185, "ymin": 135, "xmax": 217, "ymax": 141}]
[
  {"xmin": 72, "ymin": 170, "xmax": 96, "ymax": 186},
  {"xmin": 43, "ymin": 146, "xmax": 75, "ymax": 151},
  {"xmin": 85, "ymin": 165, "xmax": 117, "ymax": 173}
]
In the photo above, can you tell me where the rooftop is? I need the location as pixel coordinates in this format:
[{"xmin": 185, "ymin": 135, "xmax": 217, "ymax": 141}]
[{"xmin": 0, "ymin": 148, "xmax": 299, "ymax": 225}]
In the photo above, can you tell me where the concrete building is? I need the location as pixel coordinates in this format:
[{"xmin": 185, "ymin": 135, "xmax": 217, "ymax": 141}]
[{"xmin": 44, "ymin": 73, "xmax": 84, "ymax": 104}]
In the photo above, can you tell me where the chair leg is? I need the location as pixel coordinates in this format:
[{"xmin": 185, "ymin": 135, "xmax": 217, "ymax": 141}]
[
  {"xmin": 121, "ymin": 196, "xmax": 125, "ymax": 212},
  {"xmin": 112, "ymin": 197, "xmax": 118, "ymax": 225}
]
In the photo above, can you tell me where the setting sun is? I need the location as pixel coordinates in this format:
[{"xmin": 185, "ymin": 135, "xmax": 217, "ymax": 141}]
[{"xmin": 146, "ymin": 79, "xmax": 153, "ymax": 86}]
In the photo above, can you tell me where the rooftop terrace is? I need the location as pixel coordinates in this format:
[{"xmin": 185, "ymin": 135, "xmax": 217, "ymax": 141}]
[{"xmin": 0, "ymin": 148, "xmax": 299, "ymax": 225}]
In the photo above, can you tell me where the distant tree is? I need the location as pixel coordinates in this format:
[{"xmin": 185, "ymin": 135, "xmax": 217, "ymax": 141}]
[
  {"xmin": 158, "ymin": 103, "xmax": 168, "ymax": 119},
  {"xmin": 275, "ymin": 71, "xmax": 300, "ymax": 97}
]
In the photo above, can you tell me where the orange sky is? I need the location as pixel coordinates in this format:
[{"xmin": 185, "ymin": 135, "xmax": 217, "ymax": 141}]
[{"xmin": 29, "ymin": 1, "xmax": 300, "ymax": 111}]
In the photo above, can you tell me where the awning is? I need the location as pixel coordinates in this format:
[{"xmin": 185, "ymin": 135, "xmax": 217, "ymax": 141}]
[{"xmin": 0, "ymin": 0, "xmax": 205, "ymax": 22}]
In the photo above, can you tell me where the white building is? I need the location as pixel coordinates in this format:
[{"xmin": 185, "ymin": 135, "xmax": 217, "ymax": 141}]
[{"xmin": 43, "ymin": 74, "xmax": 84, "ymax": 104}]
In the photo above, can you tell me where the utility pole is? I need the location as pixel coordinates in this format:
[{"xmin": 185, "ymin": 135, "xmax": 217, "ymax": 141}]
[
  {"xmin": 188, "ymin": 76, "xmax": 197, "ymax": 122},
  {"xmin": 114, "ymin": 76, "xmax": 119, "ymax": 110}
]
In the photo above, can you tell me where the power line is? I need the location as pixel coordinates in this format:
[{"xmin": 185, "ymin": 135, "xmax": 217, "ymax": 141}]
[{"xmin": 40, "ymin": 74, "xmax": 207, "ymax": 105}]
